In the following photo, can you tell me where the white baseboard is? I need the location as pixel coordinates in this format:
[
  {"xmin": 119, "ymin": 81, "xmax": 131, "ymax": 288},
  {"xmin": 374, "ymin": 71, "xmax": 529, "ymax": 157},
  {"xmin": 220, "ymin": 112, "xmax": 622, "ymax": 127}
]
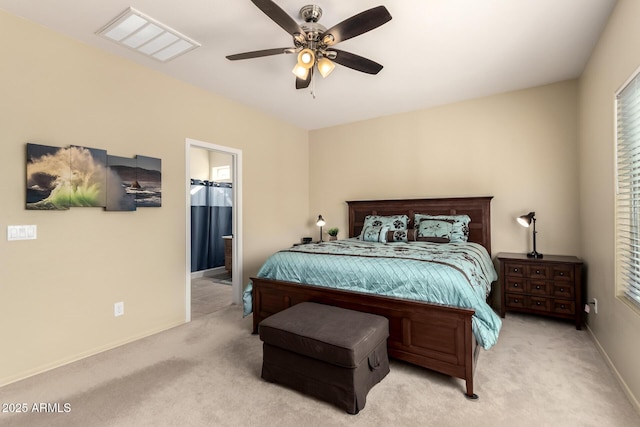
[{"xmin": 586, "ymin": 324, "xmax": 640, "ymax": 415}]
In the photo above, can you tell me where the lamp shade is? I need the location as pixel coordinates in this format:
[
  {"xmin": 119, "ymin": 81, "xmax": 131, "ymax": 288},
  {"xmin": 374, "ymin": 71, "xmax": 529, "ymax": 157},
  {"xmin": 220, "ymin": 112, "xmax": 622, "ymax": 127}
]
[
  {"xmin": 317, "ymin": 57, "xmax": 335, "ymax": 78},
  {"xmin": 316, "ymin": 215, "xmax": 326, "ymax": 227},
  {"xmin": 292, "ymin": 63, "xmax": 309, "ymax": 79},
  {"xmin": 297, "ymin": 48, "xmax": 315, "ymax": 69},
  {"xmin": 517, "ymin": 212, "xmax": 535, "ymax": 227}
]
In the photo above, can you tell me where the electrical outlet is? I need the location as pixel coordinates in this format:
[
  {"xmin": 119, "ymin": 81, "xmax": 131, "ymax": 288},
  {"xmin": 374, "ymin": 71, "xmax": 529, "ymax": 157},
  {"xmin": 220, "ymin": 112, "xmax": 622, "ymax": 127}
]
[{"xmin": 114, "ymin": 301, "xmax": 124, "ymax": 317}]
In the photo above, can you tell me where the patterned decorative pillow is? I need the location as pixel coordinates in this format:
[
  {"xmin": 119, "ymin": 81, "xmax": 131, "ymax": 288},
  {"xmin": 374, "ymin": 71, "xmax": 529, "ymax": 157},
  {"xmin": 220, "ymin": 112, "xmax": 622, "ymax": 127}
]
[
  {"xmin": 417, "ymin": 219, "xmax": 454, "ymax": 240},
  {"xmin": 386, "ymin": 228, "xmax": 416, "ymax": 242},
  {"xmin": 360, "ymin": 225, "xmax": 390, "ymax": 243},
  {"xmin": 414, "ymin": 214, "xmax": 471, "ymax": 243},
  {"xmin": 362, "ymin": 214, "xmax": 409, "ymax": 231}
]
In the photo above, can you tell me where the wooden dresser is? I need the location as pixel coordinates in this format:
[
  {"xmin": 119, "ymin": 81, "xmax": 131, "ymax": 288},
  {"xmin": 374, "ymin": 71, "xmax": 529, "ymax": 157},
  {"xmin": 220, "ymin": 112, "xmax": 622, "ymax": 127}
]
[{"xmin": 497, "ymin": 252, "xmax": 583, "ymax": 329}]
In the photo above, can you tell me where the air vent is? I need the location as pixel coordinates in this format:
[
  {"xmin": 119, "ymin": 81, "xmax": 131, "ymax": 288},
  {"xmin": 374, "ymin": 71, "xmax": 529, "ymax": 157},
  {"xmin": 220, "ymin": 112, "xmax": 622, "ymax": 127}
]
[{"xmin": 96, "ymin": 7, "xmax": 200, "ymax": 62}]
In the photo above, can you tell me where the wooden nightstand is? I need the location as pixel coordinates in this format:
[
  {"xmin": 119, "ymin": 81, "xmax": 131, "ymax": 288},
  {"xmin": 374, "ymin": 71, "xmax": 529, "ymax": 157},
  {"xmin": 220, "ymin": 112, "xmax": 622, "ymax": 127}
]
[{"xmin": 497, "ymin": 252, "xmax": 583, "ymax": 329}]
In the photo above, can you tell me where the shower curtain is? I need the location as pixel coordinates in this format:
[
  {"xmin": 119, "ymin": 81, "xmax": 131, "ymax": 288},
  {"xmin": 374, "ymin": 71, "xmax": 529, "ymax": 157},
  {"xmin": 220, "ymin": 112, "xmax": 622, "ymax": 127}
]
[{"xmin": 190, "ymin": 179, "xmax": 233, "ymax": 272}]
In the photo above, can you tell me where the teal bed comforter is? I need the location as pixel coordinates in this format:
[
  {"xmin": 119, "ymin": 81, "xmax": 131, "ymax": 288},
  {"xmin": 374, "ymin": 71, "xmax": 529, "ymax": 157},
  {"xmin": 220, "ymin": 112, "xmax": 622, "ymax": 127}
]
[{"xmin": 244, "ymin": 239, "xmax": 501, "ymax": 349}]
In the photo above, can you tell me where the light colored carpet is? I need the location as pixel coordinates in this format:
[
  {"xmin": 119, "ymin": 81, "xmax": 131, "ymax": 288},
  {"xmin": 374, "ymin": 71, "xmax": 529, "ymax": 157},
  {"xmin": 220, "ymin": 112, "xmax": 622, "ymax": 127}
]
[
  {"xmin": 0, "ymin": 306, "xmax": 638, "ymax": 427},
  {"xmin": 191, "ymin": 277, "xmax": 233, "ymax": 319}
]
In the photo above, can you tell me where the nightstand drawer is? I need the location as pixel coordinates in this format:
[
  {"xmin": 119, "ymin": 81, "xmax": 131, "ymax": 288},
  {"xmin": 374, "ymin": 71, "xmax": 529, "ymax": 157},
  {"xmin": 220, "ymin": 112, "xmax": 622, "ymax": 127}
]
[
  {"xmin": 552, "ymin": 265, "xmax": 574, "ymax": 281},
  {"xmin": 505, "ymin": 293, "xmax": 525, "ymax": 308},
  {"xmin": 552, "ymin": 300, "xmax": 575, "ymax": 315},
  {"xmin": 505, "ymin": 278, "xmax": 525, "ymax": 293},
  {"xmin": 526, "ymin": 265, "xmax": 549, "ymax": 279},
  {"xmin": 527, "ymin": 296, "xmax": 550, "ymax": 312},
  {"xmin": 505, "ymin": 263, "xmax": 526, "ymax": 277},
  {"xmin": 552, "ymin": 283, "xmax": 573, "ymax": 298},
  {"xmin": 529, "ymin": 280, "xmax": 549, "ymax": 295}
]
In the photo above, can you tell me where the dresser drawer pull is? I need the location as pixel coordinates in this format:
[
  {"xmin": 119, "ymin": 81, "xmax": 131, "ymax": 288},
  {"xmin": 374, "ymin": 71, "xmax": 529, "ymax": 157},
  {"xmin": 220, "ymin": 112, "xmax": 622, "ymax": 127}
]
[
  {"xmin": 560, "ymin": 288, "xmax": 565, "ymax": 293},
  {"xmin": 513, "ymin": 268, "xmax": 519, "ymax": 273},
  {"xmin": 560, "ymin": 304, "xmax": 566, "ymax": 309},
  {"xmin": 559, "ymin": 272, "xmax": 565, "ymax": 276},
  {"xmin": 514, "ymin": 298, "xmax": 519, "ymax": 303},
  {"xmin": 535, "ymin": 270, "xmax": 541, "ymax": 274},
  {"xmin": 513, "ymin": 283, "xmax": 519, "ymax": 287},
  {"xmin": 535, "ymin": 285, "xmax": 541, "ymax": 290},
  {"xmin": 536, "ymin": 301, "xmax": 542, "ymax": 306}
]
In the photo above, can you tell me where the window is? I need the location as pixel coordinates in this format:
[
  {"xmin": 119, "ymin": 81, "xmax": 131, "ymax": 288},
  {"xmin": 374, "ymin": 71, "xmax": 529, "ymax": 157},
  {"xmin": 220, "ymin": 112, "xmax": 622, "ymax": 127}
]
[
  {"xmin": 212, "ymin": 165, "xmax": 230, "ymax": 181},
  {"xmin": 616, "ymin": 69, "xmax": 640, "ymax": 308}
]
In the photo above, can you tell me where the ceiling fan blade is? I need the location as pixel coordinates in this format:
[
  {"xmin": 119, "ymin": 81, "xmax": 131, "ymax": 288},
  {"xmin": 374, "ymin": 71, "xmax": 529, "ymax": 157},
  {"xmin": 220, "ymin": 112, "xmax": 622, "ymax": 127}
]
[
  {"xmin": 251, "ymin": 0, "xmax": 306, "ymax": 37},
  {"xmin": 330, "ymin": 49, "xmax": 383, "ymax": 75},
  {"xmin": 296, "ymin": 73, "xmax": 312, "ymax": 89},
  {"xmin": 226, "ymin": 47, "xmax": 292, "ymax": 60},
  {"xmin": 322, "ymin": 6, "xmax": 392, "ymax": 46}
]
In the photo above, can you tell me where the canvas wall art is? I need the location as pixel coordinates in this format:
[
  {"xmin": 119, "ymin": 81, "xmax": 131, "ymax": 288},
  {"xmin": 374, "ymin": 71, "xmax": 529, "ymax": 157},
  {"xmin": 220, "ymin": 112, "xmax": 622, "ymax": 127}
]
[
  {"xmin": 106, "ymin": 155, "xmax": 137, "ymax": 212},
  {"xmin": 26, "ymin": 143, "xmax": 161, "ymax": 212},
  {"xmin": 134, "ymin": 155, "xmax": 162, "ymax": 207},
  {"xmin": 26, "ymin": 143, "xmax": 71, "ymax": 210},
  {"xmin": 69, "ymin": 145, "xmax": 107, "ymax": 207}
]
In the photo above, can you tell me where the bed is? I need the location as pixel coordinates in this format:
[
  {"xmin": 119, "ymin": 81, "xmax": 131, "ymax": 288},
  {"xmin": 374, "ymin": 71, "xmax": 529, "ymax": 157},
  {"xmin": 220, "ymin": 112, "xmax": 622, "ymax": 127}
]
[{"xmin": 248, "ymin": 196, "xmax": 500, "ymax": 399}]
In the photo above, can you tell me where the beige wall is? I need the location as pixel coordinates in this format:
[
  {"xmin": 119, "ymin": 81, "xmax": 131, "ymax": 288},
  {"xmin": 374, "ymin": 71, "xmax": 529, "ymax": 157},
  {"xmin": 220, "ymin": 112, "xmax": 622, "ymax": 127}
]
[
  {"xmin": 309, "ymin": 80, "xmax": 581, "ymax": 259},
  {"xmin": 0, "ymin": 10, "xmax": 308, "ymax": 385},
  {"xmin": 579, "ymin": 0, "xmax": 640, "ymax": 408},
  {"xmin": 190, "ymin": 147, "xmax": 211, "ymax": 180}
]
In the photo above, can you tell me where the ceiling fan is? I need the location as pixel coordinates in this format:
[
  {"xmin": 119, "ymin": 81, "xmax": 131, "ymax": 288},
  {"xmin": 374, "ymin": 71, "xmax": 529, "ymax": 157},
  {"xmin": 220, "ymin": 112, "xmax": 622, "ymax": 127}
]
[{"xmin": 226, "ymin": 0, "xmax": 392, "ymax": 93}]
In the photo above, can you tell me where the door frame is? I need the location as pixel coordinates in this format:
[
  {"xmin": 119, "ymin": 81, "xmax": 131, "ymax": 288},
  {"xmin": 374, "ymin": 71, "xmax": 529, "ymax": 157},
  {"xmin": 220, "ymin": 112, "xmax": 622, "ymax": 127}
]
[{"xmin": 185, "ymin": 138, "xmax": 243, "ymax": 322}]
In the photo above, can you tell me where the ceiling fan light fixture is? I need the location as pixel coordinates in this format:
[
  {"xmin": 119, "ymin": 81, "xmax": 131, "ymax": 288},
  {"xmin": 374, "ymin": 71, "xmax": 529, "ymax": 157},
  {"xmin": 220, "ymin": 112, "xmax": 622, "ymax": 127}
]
[
  {"xmin": 297, "ymin": 48, "xmax": 315, "ymax": 68},
  {"xmin": 292, "ymin": 63, "xmax": 309, "ymax": 79},
  {"xmin": 322, "ymin": 34, "xmax": 335, "ymax": 45},
  {"xmin": 317, "ymin": 57, "xmax": 335, "ymax": 78}
]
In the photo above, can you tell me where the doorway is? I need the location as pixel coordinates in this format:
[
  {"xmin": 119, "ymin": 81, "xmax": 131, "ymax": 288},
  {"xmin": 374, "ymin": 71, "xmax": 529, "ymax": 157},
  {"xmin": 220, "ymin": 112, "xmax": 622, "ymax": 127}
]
[{"xmin": 185, "ymin": 138, "xmax": 243, "ymax": 322}]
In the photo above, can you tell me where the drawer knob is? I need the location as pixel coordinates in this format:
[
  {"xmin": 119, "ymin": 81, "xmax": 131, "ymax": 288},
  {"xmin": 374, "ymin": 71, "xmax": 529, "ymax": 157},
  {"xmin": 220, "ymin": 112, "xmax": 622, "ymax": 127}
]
[
  {"xmin": 514, "ymin": 299, "xmax": 519, "ymax": 303},
  {"xmin": 560, "ymin": 288, "xmax": 565, "ymax": 293},
  {"xmin": 514, "ymin": 283, "xmax": 519, "ymax": 287},
  {"xmin": 514, "ymin": 268, "xmax": 519, "ymax": 272},
  {"xmin": 535, "ymin": 285, "xmax": 541, "ymax": 290},
  {"xmin": 561, "ymin": 304, "xmax": 566, "ymax": 309},
  {"xmin": 536, "ymin": 301, "xmax": 541, "ymax": 306},
  {"xmin": 536, "ymin": 270, "xmax": 541, "ymax": 274},
  {"xmin": 559, "ymin": 272, "xmax": 565, "ymax": 276}
]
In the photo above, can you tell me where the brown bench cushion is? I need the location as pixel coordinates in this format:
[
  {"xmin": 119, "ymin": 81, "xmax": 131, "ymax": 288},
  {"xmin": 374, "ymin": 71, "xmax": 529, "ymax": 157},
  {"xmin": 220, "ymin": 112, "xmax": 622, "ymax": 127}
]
[{"xmin": 258, "ymin": 302, "xmax": 389, "ymax": 368}]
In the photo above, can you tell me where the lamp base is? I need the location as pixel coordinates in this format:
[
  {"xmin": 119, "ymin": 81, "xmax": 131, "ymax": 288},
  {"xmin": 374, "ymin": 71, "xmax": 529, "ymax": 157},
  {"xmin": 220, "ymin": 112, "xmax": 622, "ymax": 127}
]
[{"xmin": 527, "ymin": 251, "xmax": 543, "ymax": 259}]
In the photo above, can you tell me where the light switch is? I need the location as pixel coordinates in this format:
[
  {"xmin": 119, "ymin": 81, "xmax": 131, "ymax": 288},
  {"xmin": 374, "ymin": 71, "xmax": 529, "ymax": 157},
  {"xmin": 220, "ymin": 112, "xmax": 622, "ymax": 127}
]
[{"xmin": 7, "ymin": 225, "xmax": 37, "ymax": 241}]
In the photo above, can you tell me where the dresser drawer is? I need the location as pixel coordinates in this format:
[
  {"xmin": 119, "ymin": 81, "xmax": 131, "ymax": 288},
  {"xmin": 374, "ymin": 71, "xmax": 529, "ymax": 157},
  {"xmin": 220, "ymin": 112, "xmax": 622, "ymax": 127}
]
[
  {"xmin": 505, "ymin": 293, "xmax": 525, "ymax": 308},
  {"xmin": 528, "ymin": 280, "xmax": 548, "ymax": 295},
  {"xmin": 552, "ymin": 300, "xmax": 575, "ymax": 315},
  {"xmin": 552, "ymin": 283, "xmax": 573, "ymax": 298},
  {"xmin": 552, "ymin": 265, "xmax": 574, "ymax": 281},
  {"xmin": 526, "ymin": 265, "xmax": 549, "ymax": 279},
  {"xmin": 505, "ymin": 278, "xmax": 525, "ymax": 293},
  {"xmin": 527, "ymin": 296, "xmax": 551, "ymax": 312},
  {"xmin": 505, "ymin": 263, "xmax": 525, "ymax": 277}
]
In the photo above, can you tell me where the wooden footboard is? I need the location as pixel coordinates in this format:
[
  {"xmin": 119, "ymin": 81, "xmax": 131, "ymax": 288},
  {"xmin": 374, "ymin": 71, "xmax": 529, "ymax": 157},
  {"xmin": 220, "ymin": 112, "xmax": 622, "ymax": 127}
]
[{"xmin": 252, "ymin": 277, "xmax": 480, "ymax": 398}]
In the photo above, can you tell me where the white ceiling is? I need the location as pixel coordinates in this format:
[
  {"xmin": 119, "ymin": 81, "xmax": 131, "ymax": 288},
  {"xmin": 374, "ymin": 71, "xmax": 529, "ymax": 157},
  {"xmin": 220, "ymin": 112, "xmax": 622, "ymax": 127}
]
[{"xmin": 0, "ymin": 0, "xmax": 617, "ymax": 130}]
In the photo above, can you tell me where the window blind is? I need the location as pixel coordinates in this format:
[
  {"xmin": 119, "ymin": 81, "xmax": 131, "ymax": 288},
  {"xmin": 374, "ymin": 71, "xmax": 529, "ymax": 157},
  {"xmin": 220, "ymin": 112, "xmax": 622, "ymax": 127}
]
[{"xmin": 616, "ymin": 71, "xmax": 640, "ymax": 308}]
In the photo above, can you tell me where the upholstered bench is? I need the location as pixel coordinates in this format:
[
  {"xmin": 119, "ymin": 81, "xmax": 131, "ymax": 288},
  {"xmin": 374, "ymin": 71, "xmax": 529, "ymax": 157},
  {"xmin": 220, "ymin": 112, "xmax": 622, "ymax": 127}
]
[{"xmin": 258, "ymin": 302, "xmax": 390, "ymax": 414}]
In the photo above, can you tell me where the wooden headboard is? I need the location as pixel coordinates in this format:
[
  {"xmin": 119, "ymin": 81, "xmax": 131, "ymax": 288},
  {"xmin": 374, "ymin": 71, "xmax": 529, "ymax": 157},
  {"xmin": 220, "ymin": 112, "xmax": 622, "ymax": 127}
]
[{"xmin": 346, "ymin": 196, "xmax": 493, "ymax": 254}]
